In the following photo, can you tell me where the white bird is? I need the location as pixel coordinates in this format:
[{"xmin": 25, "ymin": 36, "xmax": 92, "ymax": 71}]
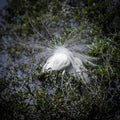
[{"xmin": 42, "ymin": 44, "xmax": 97, "ymax": 83}]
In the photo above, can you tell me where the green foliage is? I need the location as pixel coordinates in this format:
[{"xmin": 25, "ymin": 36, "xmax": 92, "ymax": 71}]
[
  {"xmin": 1, "ymin": 28, "xmax": 120, "ymax": 119},
  {"xmin": 83, "ymin": 0, "xmax": 120, "ymax": 35},
  {"xmin": 0, "ymin": 0, "xmax": 120, "ymax": 119}
]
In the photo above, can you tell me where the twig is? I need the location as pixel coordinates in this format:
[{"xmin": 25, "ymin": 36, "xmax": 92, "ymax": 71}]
[
  {"xmin": 41, "ymin": 19, "xmax": 53, "ymax": 39},
  {"xmin": 28, "ymin": 19, "xmax": 48, "ymax": 41},
  {"xmin": 26, "ymin": 84, "xmax": 34, "ymax": 97}
]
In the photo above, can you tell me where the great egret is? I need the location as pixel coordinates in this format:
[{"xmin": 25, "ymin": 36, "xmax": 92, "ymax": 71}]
[{"xmin": 42, "ymin": 44, "xmax": 97, "ymax": 83}]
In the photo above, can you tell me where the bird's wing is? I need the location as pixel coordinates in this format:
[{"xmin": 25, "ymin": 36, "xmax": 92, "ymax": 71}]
[
  {"xmin": 42, "ymin": 53, "xmax": 70, "ymax": 71},
  {"xmin": 68, "ymin": 56, "xmax": 89, "ymax": 83}
]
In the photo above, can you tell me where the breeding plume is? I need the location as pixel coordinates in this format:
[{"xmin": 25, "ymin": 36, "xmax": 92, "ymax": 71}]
[{"xmin": 42, "ymin": 40, "xmax": 97, "ymax": 83}]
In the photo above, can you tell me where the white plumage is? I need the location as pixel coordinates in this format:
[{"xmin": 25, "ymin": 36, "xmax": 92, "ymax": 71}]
[
  {"xmin": 42, "ymin": 45, "xmax": 97, "ymax": 83},
  {"xmin": 43, "ymin": 53, "xmax": 70, "ymax": 71}
]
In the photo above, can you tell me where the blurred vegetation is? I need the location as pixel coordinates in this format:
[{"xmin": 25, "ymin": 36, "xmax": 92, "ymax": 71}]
[{"xmin": 0, "ymin": 0, "xmax": 120, "ymax": 120}]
